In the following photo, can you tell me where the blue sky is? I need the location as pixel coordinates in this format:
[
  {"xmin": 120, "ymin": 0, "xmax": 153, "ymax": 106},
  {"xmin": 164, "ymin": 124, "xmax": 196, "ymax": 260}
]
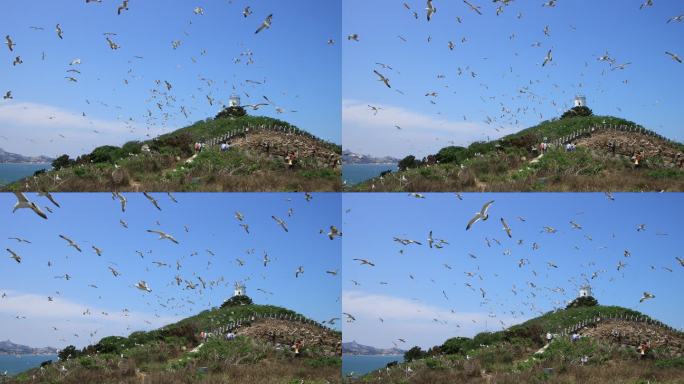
[
  {"xmin": 342, "ymin": 193, "xmax": 684, "ymax": 350},
  {"xmin": 0, "ymin": 0, "xmax": 340, "ymax": 157},
  {"xmin": 0, "ymin": 192, "xmax": 341, "ymax": 349},
  {"xmin": 343, "ymin": 0, "xmax": 684, "ymax": 158}
]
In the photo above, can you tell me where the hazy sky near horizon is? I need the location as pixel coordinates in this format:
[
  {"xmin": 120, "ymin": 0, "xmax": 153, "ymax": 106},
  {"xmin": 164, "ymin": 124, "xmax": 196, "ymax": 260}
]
[
  {"xmin": 343, "ymin": 0, "xmax": 684, "ymax": 158},
  {"xmin": 342, "ymin": 193, "xmax": 684, "ymax": 350},
  {"xmin": 0, "ymin": 0, "xmax": 341, "ymax": 158},
  {"xmin": 0, "ymin": 192, "xmax": 341, "ymax": 349}
]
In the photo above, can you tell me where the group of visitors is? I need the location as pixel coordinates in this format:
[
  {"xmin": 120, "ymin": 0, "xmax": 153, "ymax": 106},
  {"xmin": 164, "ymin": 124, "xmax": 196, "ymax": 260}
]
[
  {"xmin": 194, "ymin": 142, "xmax": 206, "ymax": 152},
  {"xmin": 220, "ymin": 142, "xmax": 231, "ymax": 152},
  {"xmin": 565, "ymin": 143, "xmax": 577, "ymax": 152}
]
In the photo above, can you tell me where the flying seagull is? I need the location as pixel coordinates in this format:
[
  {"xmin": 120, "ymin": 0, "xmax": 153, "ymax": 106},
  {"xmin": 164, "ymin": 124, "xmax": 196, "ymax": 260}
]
[
  {"xmin": 426, "ymin": 0, "xmax": 437, "ymax": 21},
  {"xmin": 373, "ymin": 70, "xmax": 391, "ymax": 88},
  {"xmin": 5, "ymin": 35, "xmax": 15, "ymax": 52},
  {"xmin": 255, "ymin": 14, "xmax": 273, "ymax": 34},
  {"xmin": 295, "ymin": 266, "xmax": 304, "ymax": 278},
  {"xmin": 38, "ymin": 192, "xmax": 60, "ymax": 207},
  {"xmin": 135, "ymin": 281, "xmax": 152, "ymax": 293},
  {"xmin": 542, "ymin": 49, "xmax": 553, "ymax": 67},
  {"xmin": 13, "ymin": 192, "xmax": 48, "ymax": 219},
  {"xmin": 143, "ymin": 192, "xmax": 161, "ymax": 210},
  {"xmin": 665, "ymin": 51, "xmax": 682, "ymax": 63},
  {"xmin": 271, "ymin": 216, "xmax": 288, "ymax": 232},
  {"xmin": 353, "ymin": 258, "xmax": 375, "ymax": 267},
  {"xmin": 500, "ymin": 217, "xmax": 512, "ymax": 238},
  {"xmin": 146, "ymin": 229, "xmax": 179, "ymax": 244},
  {"xmin": 639, "ymin": 292, "xmax": 654, "ymax": 303},
  {"xmin": 466, "ymin": 200, "xmax": 494, "ymax": 230},
  {"xmin": 463, "ymin": 0, "xmax": 482, "ymax": 15},
  {"xmin": 328, "ymin": 226, "xmax": 341, "ymax": 240},
  {"xmin": 59, "ymin": 235, "xmax": 82, "ymax": 252},
  {"xmin": 6, "ymin": 249, "xmax": 21, "ymax": 263}
]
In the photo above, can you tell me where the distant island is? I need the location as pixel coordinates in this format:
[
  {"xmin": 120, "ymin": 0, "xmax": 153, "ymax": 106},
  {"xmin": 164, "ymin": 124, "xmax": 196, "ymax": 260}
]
[
  {"xmin": 342, "ymin": 341, "xmax": 405, "ymax": 356},
  {"xmin": 343, "ymin": 150, "xmax": 399, "ymax": 165},
  {"xmin": 0, "ymin": 340, "xmax": 58, "ymax": 356},
  {"xmin": 0, "ymin": 148, "xmax": 53, "ymax": 164}
]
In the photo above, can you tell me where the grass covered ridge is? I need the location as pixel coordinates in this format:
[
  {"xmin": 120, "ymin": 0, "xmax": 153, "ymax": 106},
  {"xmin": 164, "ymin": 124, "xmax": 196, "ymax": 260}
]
[
  {"xmin": 351, "ymin": 116, "xmax": 684, "ymax": 192},
  {"xmin": 3, "ymin": 115, "xmax": 341, "ymax": 192},
  {"xmin": 8, "ymin": 304, "xmax": 341, "ymax": 384},
  {"xmin": 348, "ymin": 305, "xmax": 683, "ymax": 384}
]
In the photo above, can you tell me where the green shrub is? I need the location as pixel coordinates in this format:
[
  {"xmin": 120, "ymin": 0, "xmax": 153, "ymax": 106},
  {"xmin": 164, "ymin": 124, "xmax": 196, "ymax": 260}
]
[
  {"xmin": 441, "ymin": 337, "xmax": 475, "ymax": 355},
  {"xmin": 404, "ymin": 346, "xmax": 426, "ymax": 362},
  {"xmin": 561, "ymin": 106, "xmax": 594, "ymax": 119},
  {"xmin": 398, "ymin": 155, "xmax": 422, "ymax": 171},
  {"xmin": 221, "ymin": 295, "xmax": 253, "ymax": 308},
  {"xmin": 95, "ymin": 336, "xmax": 132, "ymax": 354},
  {"xmin": 306, "ymin": 356, "xmax": 341, "ymax": 368},
  {"xmin": 216, "ymin": 106, "xmax": 247, "ymax": 119},
  {"xmin": 58, "ymin": 345, "xmax": 82, "ymax": 360},
  {"xmin": 90, "ymin": 145, "xmax": 123, "ymax": 164},
  {"xmin": 435, "ymin": 146, "xmax": 468, "ymax": 164},
  {"xmin": 566, "ymin": 296, "xmax": 598, "ymax": 309},
  {"xmin": 52, "ymin": 154, "xmax": 74, "ymax": 169}
]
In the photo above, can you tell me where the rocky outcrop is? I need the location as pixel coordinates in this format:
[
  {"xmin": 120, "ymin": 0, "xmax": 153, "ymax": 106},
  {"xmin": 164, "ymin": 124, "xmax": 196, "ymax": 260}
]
[
  {"xmin": 574, "ymin": 131, "xmax": 684, "ymax": 168},
  {"xmin": 234, "ymin": 318, "xmax": 341, "ymax": 357},
  {"xmin": 579, "ymin": 320, "xmax": 684, "ymax": 357},
  {"xmin": 230, "ymin": 131, "xmax": 340, "ymax": 169}
]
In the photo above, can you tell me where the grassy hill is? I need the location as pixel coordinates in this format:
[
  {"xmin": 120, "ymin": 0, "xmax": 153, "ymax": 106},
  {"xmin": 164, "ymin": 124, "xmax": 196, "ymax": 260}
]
[
  {"xmin": 8, "ymin": 303, "xmax": 341, "ymax": 384},
  {"xmin": 350, "ymin": 115, "xmax": 684, "ymax": 192},
  {"xmin": 349, "ymin": 305, "xmax": 684, "ymax": 384},
  {"xmin": 2, "ymin": 114, "xmax": 342, "ymax": 192}
]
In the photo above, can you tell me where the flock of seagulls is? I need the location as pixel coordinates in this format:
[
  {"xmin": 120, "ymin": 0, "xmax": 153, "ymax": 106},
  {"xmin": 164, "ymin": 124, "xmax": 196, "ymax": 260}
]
[
  {"xmin": 344, "ymin": 194, "xmax": 681, "ymax": 349},
  {"xmin": 1, "ymin": 1, "xmax": 336, "ymax": 160},
  {"xmin": 4, "ymin": 192, "xmax": 341, "ymax": 350},
  {"xmin": 344, "ymin": 0, "xmax": 682, "ymax": 152}
]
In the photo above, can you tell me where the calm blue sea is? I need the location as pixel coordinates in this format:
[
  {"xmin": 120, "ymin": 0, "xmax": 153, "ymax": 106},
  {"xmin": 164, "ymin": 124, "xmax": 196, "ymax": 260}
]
[
  {"xmin": 0, "ymin": 354, "xmax": 58, "ymax": 376},
  {"xmin": 0, "ymin": 163, "xmax": 51, "ymax": 186},
  {"xmin": 342, "ymin": 164, "xmax": 398, "ymax": 185},
  {"xmin": 342, "ymin": 355, "xmax": 403, "ymax": 377}
]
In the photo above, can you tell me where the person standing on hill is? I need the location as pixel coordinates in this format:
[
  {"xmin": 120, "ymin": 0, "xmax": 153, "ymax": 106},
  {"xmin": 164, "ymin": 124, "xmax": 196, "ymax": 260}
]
[{"xmin": 293, "ymin": 339, "xmax": 303, "ymax": 358}]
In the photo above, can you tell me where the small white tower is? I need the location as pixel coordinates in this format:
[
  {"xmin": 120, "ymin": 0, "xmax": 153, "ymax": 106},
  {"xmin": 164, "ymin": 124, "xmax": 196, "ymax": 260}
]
[
  {"xmin": 579, "ymin": 284, "xmax": 592, "ymax": 298},
  {"xmin": 233, "ymin": 281, "xmax": 246, "ymax": 297},
  {"xmin": 229, "ymin": 94, "xmax": 241, "ymax": 107},
  {"xmin": 574, "ymin": 95, "xmax": 587, "ymax": 108}
]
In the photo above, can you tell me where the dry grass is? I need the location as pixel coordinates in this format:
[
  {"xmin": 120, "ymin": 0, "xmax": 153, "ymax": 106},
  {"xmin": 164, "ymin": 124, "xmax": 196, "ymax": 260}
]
[
  {"xmin": 2, "ymin": 149, "xmax": 341, "ymax": 192},
  {"xmin": 350, "ymin": 149, "xmax": 684, "ymax": 192},
  {"xmin": 350, "ymin": 357, "xmax": 684, "ymax": 384},
  {"xmin": 9, "ymin": 358, "xmax": 339, "ymax": 384}
]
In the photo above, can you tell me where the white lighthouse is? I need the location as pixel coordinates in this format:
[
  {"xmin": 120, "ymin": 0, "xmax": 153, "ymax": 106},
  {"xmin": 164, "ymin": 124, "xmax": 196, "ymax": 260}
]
[
  {"xmin": 233, "ymin": 281, "xmax": 246, "ymax": 297},
  {"xmin": 578, "ymin": 284, "xmax": 593, "ymax": 298},
  {"xmin": 229, "ymin": 94, "xmax": 241, "ymax": 107},
  {"xmin": 574, "ymin": 95, "xmax": 587, "ymax": 108}
]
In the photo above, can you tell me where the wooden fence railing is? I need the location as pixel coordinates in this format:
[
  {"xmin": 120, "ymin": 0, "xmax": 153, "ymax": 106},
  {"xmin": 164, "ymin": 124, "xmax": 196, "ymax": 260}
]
[
  {"xmin": 553, "ymin": 312, "xmax": 682, "ymax": 338},
  {"xmin": 540, "ymin": 124, "xmax": 677, "ymax": 148}
]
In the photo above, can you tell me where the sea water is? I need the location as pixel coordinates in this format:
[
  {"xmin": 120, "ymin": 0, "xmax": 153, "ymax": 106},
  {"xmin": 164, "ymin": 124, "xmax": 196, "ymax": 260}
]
[
  {"xmin": 0, "ymin": 164, "xmax": 51, "ymax": 186},
  {"xmin": 342, "ymin": 354, "xmax": 403, "ymax": 377},
  {"xmin": 0, "ymin": 354, "xmax": 58, "ymax": 376},
  {"xmin": 342, "ymin": 164, "xmax": 398, "ymax": 186}
]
